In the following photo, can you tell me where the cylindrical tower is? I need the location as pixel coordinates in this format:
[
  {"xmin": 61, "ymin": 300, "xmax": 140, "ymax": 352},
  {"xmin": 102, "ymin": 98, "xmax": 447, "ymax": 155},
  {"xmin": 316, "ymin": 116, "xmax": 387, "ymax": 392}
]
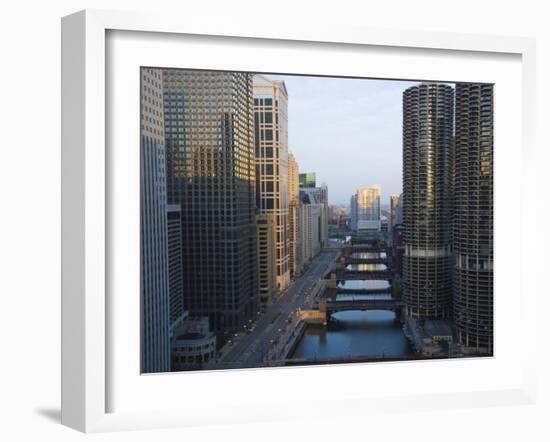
[
  {"xmin": 453, "ymin": 83, "xmax": 494, "ymax": 355},
  {"xmin": 402, "ymin": 83, "xmax": 454, "ymax": 320}
]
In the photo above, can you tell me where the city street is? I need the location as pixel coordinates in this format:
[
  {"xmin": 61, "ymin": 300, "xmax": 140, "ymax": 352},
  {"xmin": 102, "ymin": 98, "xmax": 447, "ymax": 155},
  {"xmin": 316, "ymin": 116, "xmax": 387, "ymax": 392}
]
[{"xmin": 217, "ymin": 250, "xmax": 338, "ymax": 368}]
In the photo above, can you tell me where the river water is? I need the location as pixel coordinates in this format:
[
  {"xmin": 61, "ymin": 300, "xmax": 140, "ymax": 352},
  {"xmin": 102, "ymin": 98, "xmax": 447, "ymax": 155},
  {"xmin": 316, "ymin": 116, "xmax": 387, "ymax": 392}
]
[{"xmin": 291, "ymin": 251, "xmax": 413, "ymax": 361}]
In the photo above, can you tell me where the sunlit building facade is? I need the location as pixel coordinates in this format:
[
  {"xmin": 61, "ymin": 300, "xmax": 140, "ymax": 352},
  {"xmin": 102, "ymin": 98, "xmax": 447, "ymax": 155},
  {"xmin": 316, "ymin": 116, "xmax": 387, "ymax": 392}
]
[
  {"xmin": 253, "ymin": 75, "xmax": 290, "ymax": 291},
  {"xmin": 390, "ymin": 193, "xmax": 400, "ymax": 233},
  {"xmin": 453, "ymin": 83, "xmax": 494, "ymax": 354},
  {"xmin": 162, "ymin": 69, "xmax": 258, "ymax": 336},
  {"xmin": 300, "ymin": 201, "xmax": 322, "ymax": 263},
  {"xmin": 356, "ymin": 185, "xmax": 381, "ymax": 231},
  {"xmin": 299, "ymin": 172, "xmax": 316, "ymax": 188},
  {"xmin": 402, "ymin": 83, "xmax": 454, "ymax": 320},
  {"xmin": 288, "ymin": 153, "xmax": 302, "ymax": 278}
]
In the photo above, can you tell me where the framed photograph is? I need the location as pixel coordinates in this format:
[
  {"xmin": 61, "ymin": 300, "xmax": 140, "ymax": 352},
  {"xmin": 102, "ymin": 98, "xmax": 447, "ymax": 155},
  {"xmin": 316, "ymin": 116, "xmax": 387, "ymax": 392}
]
[{"xmin": 61, "ymin": 9, "xmax": 537, "ymax": 433}]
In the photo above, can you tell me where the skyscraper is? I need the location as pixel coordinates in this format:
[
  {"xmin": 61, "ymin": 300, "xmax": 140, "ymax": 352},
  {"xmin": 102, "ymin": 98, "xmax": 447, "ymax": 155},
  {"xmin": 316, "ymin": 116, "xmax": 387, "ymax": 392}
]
[
  {"xmin": 256, "ymin": 213, "xmax": 277, "ymax": 302},
  {"xmin": 166, "ymin": 204, "xmax": 184, "ymax": 332},
  {"xmin": 350, "ymin": 194, "xmax": 358, "ymax": 231},
  {"xmin": 253, "ymin": 75, "xmax": 290, "ymax": 291},
  {"xmin": 288, "ymin": 152, "xmax": 302, "ymax": 278},
  {"xmin": 299, "ymin": 172, "xmax": 316, "ymax": 188},
  {"xmin": 356, "ymin": 185, "xmax": 381, "ymax": 231},
  {"xmin": 453, "ymin": 83, "xmax": 494, "ymax": 354},
  {"xmin": 300, "ymin": 183, "xmax": 329, "ymax": 247},
  {"xmin": 162, "ymin": 69, "xmax": 258, "ymax": 336},
  {"xmin": 402, "ymin": 83, "xmax": 454, "ymax": 320},
  {"xmin": 299, "ymin": 200, "xmax": 322, "ymax": 262},
  {"xmin": 140, "ymin": 68, "xmax": 170, "ymax": 373},
  {"xmin": 390, "ymin": 193, "xmax": 400, "ymax": 232},
  {"xmin": 305, "ymin": 184, "xmax": 328, "ymax": 205}
]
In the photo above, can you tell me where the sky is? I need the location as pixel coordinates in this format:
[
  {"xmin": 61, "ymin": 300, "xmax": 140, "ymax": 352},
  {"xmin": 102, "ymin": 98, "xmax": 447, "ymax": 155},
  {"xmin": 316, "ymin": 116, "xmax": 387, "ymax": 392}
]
[{"xmin": 267, "ymin": 74, "xmax": 419, "ymax": 206}]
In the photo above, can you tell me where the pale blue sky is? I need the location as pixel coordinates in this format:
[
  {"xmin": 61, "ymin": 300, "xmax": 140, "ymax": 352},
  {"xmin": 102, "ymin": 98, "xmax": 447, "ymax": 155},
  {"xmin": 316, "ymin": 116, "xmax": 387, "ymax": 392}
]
[{"xmin": 267, "ymin": 74, "xmax": 419, "ymax": 206}]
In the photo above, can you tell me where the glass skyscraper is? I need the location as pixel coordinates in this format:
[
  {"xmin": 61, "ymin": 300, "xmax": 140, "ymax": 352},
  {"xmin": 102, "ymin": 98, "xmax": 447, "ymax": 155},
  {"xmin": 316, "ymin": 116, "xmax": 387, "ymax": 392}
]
[
  {"xmin": 162, "ymin": 69, "xmax": 258, "ymax": 336},
  {"xmin": 253, "ymin": 75, "xmax": 291, "ymax": 291},
  {"xmin": 299, "ymin": 172, "xmax": 316, "ymax": 188},
  {"xmin": 140, "ymin": 68, "xmax": 170, "ymax": 373},
  {"xmin": 356, "ymin": 185, "xmax": 381, "ymax": 231}
]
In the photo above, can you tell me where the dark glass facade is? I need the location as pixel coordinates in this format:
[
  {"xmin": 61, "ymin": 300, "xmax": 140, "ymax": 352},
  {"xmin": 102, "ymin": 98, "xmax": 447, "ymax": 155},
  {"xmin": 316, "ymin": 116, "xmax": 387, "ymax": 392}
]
[
  {"xmin": 167, "ymin": 204, "xmax": 184, "ymax": 330},
  {"xmin": 140, "ymin": 68, "xmax": 170, "ymax": 373},
  {"xmin": 162, "ymin": 70, "xmax": 258, "ymax": 338}
]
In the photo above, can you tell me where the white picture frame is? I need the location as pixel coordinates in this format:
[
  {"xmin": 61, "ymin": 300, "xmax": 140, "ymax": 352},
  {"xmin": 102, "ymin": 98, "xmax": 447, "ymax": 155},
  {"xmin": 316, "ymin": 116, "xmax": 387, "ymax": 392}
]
[{"xmin": 61, "ymin": 9, "xmax": 537, "ymax": 433}]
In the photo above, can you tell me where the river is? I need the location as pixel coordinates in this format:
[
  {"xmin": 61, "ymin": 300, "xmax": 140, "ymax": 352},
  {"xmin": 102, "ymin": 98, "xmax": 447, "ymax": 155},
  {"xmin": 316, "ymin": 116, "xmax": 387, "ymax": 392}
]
[{"xmin": 291, "ymin": 251, "xmax": 413, "ymax": 361}]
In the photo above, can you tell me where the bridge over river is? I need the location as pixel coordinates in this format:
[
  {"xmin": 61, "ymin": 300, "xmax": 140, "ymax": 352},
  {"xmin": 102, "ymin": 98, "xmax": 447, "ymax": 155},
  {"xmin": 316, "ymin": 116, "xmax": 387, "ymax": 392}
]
[{"xmin": 325, "ymin": 299, "xmax": 405, "ymax": 317}]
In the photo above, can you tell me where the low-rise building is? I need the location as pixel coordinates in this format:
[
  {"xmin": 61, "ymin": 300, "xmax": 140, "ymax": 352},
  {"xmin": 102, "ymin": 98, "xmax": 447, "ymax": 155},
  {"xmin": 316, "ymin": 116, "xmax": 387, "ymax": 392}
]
[{"xmin": 171, "ymin": 315, "xmax": 217, "ymax": 371}]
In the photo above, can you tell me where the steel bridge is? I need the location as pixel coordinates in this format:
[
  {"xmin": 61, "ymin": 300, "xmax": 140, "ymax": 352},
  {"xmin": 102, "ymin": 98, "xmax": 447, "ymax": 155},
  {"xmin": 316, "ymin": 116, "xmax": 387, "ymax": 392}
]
[
  {"xmin": 325, "ymin": 299, "xmax": 405, "ymax": 316},
  {"xmin": 332, "ymin": 287, "xmax": 392, "ymax": 295},
  {"xmin": 340, "ymin": 256, "xmax": 389, "ymax": 265},
  {"xmin": 342, "ymin": 245, "xmax": 388, "ymax": 254},
  {"xmin": 337, "ymin": 270, "xmax": 393, "ymax": 280}
]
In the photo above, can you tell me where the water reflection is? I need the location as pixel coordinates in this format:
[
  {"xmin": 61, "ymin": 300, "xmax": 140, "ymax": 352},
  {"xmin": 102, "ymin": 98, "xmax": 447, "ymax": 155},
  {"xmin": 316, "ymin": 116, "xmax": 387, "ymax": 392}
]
[
  {"xmin": 336, "ymin": 293, "xmax": 392, "ymax": 301},
  {"xmin": 292, "ymin": 311, "xmax": 413, "ymax": 360},
  {"xmin": 337, "ymin": 280, "xmax": 390, "ymax": 290},
  {"xmin": 351, "ymin": 252, "xmax": 387, "ymax": 259},
  {"xmin": 346, "ymin": 263, "xmax": 387, "ymax": 271}
]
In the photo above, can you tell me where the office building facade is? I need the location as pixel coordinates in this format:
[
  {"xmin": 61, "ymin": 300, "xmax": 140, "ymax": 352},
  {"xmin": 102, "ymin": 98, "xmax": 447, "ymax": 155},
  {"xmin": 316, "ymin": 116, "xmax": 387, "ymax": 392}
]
[
  {"xmin": 256, "ymin": 213, "xmax": 277, "ymax": 302},
  {"xmin": 390, "ymin": 193, "xmax": 400, "ymax": 232},
  {"xmin": 167, "ymin": 204, "xmax": 185, "ymax": 333},
  {"xmin": 253, "ymin": 75, "xmax": 291, "ymax": 291},
  {"xmin": 402, "ymin": 83, "xmax": 454, "ymax": 320},
  {"xmin": 350, "ymin": 194, "xmax": 358, "ymax": 231},
  {"xmin": 162, "ymin": 69, "xmax": 258, "ymax": 336},
  {"xmin": 288, "ymin": 153, "xmax": 302, "ymax": 278},
  {"xmin": 140, "ymin": 68, "xmax": 170, "ymax": 373},
  {"xmin": 300, "ymin": 202, "xmax": 322, "ymax": 263},
  {"xmin": 299, "ymin": 172, "xmax": 316, "ymax": 188},
  {"xmin": 356, "ymin": 185, "xmax": 381, "ymax": 231}
]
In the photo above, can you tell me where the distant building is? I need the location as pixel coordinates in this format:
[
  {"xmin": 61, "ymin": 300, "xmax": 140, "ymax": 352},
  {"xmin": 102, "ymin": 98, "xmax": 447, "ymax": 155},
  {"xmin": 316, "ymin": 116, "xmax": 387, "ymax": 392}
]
[
  {"xmin": 288, "ymin": 153, "xmax": 302, "ymax": 278},
  {"xmin": 300, "ymin": 202, "xmax": 322, "ymax": 262},
  {"xmin": 140, "ymin": 67, "xmax": 170, "ymax": 373},
  {"xmin": 380, "ymin": 217, "xmax": 388, "ymax": 233},
  {"xmin": 356, "ymin": 185, "xmax": 381, "ymax": 231},
  {"xmin": 390, "ymin": 193, "xmax": 400, "ymax": 232},
  {"xmin": 350, "ymin": 194, "xmax": 358, "ymax": 231},
  {"xmin": 299, "ymin": 172, "xmax": 316, "ymax": 188},
  {"xmin": 300, "ymin": 187, "xmax": 329, "ymax": 248},
  {"xmin": 395, "ymin": 194, "xmax": 403, "ymax": 225},
  {"xmin": 305, "ymin": 184, "xmax": 328, "ymax": 205},
  {"xmin": 254, "ymin": 75, "xmax": 291, "ymax": 292},
  {"xmin": 392, "ymin": 223, "xmax": 404, "ymax": 277}
]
